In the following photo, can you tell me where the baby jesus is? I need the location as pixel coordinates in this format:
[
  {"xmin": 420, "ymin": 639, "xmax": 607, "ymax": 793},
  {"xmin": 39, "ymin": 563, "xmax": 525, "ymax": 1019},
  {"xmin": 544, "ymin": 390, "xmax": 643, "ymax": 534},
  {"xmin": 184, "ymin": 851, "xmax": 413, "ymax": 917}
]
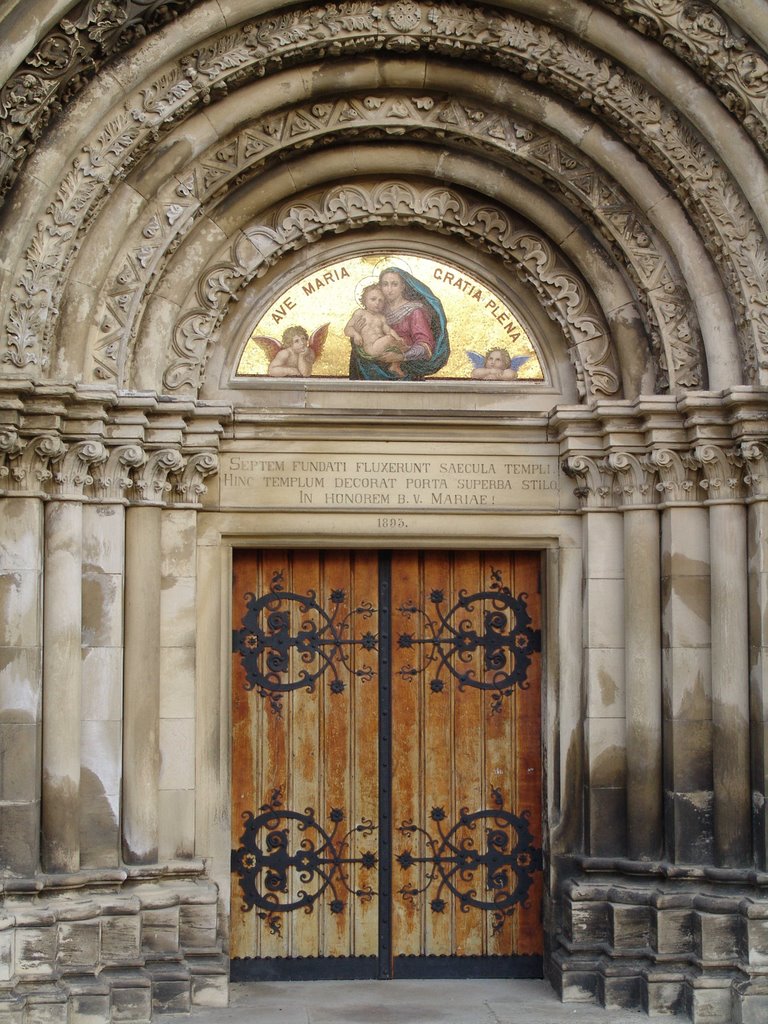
[{"xmin": 344, "ymin": 285, "xmax": 408, "ymax": 377}]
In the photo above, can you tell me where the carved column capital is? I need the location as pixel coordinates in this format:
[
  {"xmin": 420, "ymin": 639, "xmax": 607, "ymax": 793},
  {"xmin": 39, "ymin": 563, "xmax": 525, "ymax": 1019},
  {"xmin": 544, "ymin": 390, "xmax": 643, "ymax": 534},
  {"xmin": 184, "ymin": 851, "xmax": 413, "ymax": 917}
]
[
  {"xmin": 50, "ymin": 440, "xmax": 109, "ymax": 499},
  {"xmin": 171, "ymin": 451, "xmax": 218, "ymax": 506},
  {"xmin": 0, "ymin": 427, "xmax": 25, "ymax": 489},
  {"xmin": 5, "ymin": 433, "xmax": 67, "ymax": 496},
  {"xmin": 603, "ymin": 452, "xmax": 659, "ymax": 508},
  {"xmin": 646, "ymin": 448, "xmax": 699, "ymax": 504},
  {"xmin": 562, "ymin": 455, "xmax": 615, "ymax": 509},
  {"xmin": 741, "ymin": 440, "xmax": 768, "ymax": 500},
  {"xmin": 132, "ymin": 448, "xmax": 186, "ymax": 505},
  {"xmin": 90, "ymin": 444, "xmax": 148, "ymax": 502},
  {"xmin": 693, "ymin": 443, "xmax": 745, "ymax": 503}
]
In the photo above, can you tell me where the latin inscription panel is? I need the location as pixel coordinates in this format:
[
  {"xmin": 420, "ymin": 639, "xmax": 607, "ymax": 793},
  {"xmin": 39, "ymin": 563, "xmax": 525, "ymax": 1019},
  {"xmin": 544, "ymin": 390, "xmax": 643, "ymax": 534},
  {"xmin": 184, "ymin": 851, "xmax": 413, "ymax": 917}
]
[{"xmin": 218, "ymin": 446, "xmax": 567, "ymax": 512}]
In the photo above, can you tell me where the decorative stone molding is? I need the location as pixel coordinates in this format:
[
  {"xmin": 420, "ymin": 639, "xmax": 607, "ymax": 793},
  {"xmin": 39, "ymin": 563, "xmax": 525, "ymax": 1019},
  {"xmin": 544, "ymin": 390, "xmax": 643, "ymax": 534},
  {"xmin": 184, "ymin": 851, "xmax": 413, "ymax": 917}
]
[
  {"xmin": 0, "ymin": 426, "xmax": 24, "ymax": 483},
  {"xmin": 564, "ymin": 443, "xmax": 755, "ymax": 509},
  {"xmin": 596, "ymin": 0, "xmax": 768, "ymax": 152},
  {"xmin": 88, "ymin": 92, "xmax": 701, "ymax": 391},
  {"xmin": 4, "ymin": 2, "xmax": 763, "ymax": 382},
  {"xmin": 90, "ymin": 443, "xmax": 148, "ymax": 502},
  {"xmin": 694, "ymin": 442, "xmax": 745, "ymax": 502},
  {"xmin": 603, "ymin": 451, "xmax": 658, "ymax": 507},
  {"xmin": 554, "ymin": 867, "xmax": 768, "ymax": 1023},
  {"xmin": 164, "ymin": 181, "xmax": 620, "ymax": 399},
  {"xmin": 562, "ymin": 455, "xmax": 617, "ymax": 509},
  {"xmin": 131, "ymin": 448, "xmax": 187, "ymax": 505},
  {"xmin": 0, "ymin": 435, "xmax": 219, "ymax": 507},
  {"xmin": 49, "ymin": 438, "xmax": 108, "ymax": 498},
  {"xmin": 647, "ymin": 447, "xmax": 700, "ymax": 504},
  {"xmin": 0, "ymin": 0, "xmax": 197, "ymax": 201},
  {"xmin": 172, "ymin": 451, "xmax": 219, "ymax": 506},
  {"xmin": 4, "ymin": 433, "xmax": 67, "ymax": 496},
  {"xmin": 0, "ymin": 384, "xmax": 223, "ymax": 504},
  {"xmin": 565, "ymin": 450, "xmax": 661, "ymax": 509},
  {"xmin": 741, "ymin": 440, "xmax": 768, "ymax": 499}
]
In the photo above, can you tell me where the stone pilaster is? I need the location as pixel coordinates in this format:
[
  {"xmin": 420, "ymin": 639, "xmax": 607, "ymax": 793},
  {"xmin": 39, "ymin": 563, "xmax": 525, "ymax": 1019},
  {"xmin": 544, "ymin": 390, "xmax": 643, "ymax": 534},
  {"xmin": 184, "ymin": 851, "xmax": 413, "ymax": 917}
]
[
  {"xmin": 122, "ymin": 449, "xmax": 184, "ymax": 864},
  {"xmin": 159, "ymin": 509, "xmax": 198, "ymax": 860},
  {"xmin": 41, "ymin": 440, "xmax": 107, "ymax": 873},
  {"xmin": 564, "ymin": 456, "xmax": 627, "ymax": 856},
  {"xmin": 608, "ymin": 452, "xmax": 663, "ymax": 861},
  {"xmin": 696, "ymin": 443, "xmax": 750, "ymax": 866},
  {"xmin": 0, "ymin": 427, "xmax": 45, "ymax": 873},
  {"xmin": 80, "ymin": 445, "xmax": 147, "ymax": 867},
  {"xmin": 651, "ymin": 448, "xmax": 713, "ymax": 864},
  {"xmin": 742, "ymin": 441, "xmax": 768, "ymax": 869}
]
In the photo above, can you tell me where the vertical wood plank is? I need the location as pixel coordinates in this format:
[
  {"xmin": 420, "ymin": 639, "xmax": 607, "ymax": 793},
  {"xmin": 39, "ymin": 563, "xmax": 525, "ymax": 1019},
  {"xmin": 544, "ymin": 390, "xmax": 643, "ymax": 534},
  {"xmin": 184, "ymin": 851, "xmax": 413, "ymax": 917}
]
[
  {"xmin": 287, "ymin": 550, "xmax": 322, "ymax": 960},
  {"xmin": 258, "ymin": 549, "xmax": 291, "ymax": 961},
  {"xmin": 230, "ymin": 550, "xmax": 255, "ymax": 961},
  {"xmin": 350, "ymin": 550, "xmax": 380, "ymax": 958},
  {"xmin": 318, "ymin": 550, "xmax": 353, "ymax": 957},
  {"xmin": 420, "ymin": 550, "xmax": 453, "ymax": 958},
  {"xmin": 390, "ymin": 550, "xmax": 423, "ymax": 957},
  {"xmin": 231, "ymin": 547, "xmax": 543, "ymax": 972},
  {"xmin": 451, "ymin": 550, "xmax": 485, "ymax": 958},
  {"xmin": 513, "ymin": 553, "xmax": 544, "ymax": 956},
  {"xmin": 483, "ymin": 551, "xmax": 516, "ymax": 958}
]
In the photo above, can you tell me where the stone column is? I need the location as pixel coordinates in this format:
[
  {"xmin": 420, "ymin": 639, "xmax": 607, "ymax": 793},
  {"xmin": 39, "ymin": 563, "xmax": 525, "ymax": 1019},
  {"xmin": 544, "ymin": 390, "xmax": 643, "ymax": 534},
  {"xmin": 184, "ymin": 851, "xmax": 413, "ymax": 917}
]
[
  {"xmin": 41, "ymin": 441, "xmax": 106, "ymax": 873},
  {"xmin": 564, "ymin": 457, "xmax": 627, "ymax": 856},
  {"xmin": 0, "ymin": 430, "xmax": 47, "ymax": 873},
  {"xmin": 156, "ymin": 454, "xmax": 217, "ymax": 861},
  {"xmin": 742, "ymin": 441, "xmax": 768, "ymax": 867},
  {"xmin": 696, "ymin": 445, "xmax": 750, "ymax": 866},
  {"xmin": 651, "ymin": 449, "xmax": 713, "ymax": 864},
  {"xmin": 80, "ymin": 445, "xmax": 145, "ymax": 867},
  {"xmin": 122, "ymin": 449, "xmax": 184, "ymax": 864},
  {"xmin": 608, "ymin": 453, "xmax": 663, "ymax": 860},
  {"xmin": 42, "ymin": 500, "xmax": 83, "ymax": 872},
  {"xmin": 552, "ymin": 533, "xmax": 585, "ymax": 853},
  {"xmin": 158, "ymin": 508, "xmax": 197, "ymax": 860}
]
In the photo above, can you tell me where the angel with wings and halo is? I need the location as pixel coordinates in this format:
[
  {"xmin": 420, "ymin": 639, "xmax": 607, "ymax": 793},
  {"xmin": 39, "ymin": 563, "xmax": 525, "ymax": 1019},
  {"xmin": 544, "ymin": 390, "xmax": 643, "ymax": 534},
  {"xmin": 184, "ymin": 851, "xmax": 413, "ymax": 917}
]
[
  {"xmin": 467, "ymin": 348, "xmax": 531, "ymax": 381},
  {"xmin": 255, "ymin": 323, "xmax": 330, "ymax": 377}
]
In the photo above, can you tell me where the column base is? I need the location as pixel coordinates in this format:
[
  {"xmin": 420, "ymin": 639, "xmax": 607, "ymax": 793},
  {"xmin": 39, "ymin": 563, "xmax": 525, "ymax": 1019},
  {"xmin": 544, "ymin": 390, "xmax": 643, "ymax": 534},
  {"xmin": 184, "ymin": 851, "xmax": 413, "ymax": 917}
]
[
  {"xmin": 553, "ymin": 858, "xmax": 768, "ymax": 1022},
  {"xmin": 0, "ymin": 862, "xmax": 226, "ymax": 1023}
]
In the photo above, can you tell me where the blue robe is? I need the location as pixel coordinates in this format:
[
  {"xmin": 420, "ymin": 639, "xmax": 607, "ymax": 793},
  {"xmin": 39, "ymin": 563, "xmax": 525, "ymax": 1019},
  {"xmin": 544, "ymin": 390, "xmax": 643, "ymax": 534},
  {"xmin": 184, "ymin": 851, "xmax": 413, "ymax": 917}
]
[{"xmin": 349, "ymin": 270, "xmax": 450, "ymax": 381}]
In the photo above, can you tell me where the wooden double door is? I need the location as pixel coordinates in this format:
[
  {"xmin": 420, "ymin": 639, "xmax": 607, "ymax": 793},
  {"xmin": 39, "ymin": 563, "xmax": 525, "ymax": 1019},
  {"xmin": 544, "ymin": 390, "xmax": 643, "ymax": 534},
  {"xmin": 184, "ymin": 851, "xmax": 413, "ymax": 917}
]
[{"xmin": 231, "ymin": 550, "xmax": 543, "ymax": 980}]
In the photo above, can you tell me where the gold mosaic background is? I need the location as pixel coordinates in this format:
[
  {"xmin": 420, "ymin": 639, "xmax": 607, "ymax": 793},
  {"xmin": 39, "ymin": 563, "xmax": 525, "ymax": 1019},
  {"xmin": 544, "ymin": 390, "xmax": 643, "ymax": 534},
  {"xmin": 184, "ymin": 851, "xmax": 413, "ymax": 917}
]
[{"xmin": 237, "ymin": 253, "xmax": 544, "ymax": 380}]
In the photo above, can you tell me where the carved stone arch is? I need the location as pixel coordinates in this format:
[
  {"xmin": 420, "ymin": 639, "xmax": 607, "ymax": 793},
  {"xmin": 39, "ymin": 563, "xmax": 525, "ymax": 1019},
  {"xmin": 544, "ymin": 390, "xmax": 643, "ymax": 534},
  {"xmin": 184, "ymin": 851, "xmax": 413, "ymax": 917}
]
[
  {"xmin": 591, "ymin": 0, "xmax": 768, "ymax": 152},
  {"xmin": 77, "ymin": 86, "xmax": 708, "ymax": 393},
  {"xmin": 1, "ymin": 0, "xmax": 764, "ymax": 205},
  {"xmin": 146, "ymin": 179, "xmax": 621, "ymax": 401},
  {"xmin": 2, "ymin": 2, "xmax": 765, "ymax": 386}
]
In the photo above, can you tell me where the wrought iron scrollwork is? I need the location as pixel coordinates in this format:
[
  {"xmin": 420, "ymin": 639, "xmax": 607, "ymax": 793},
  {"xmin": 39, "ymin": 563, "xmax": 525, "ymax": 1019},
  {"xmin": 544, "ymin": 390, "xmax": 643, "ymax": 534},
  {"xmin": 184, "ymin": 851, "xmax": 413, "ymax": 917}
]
[
  {"xmin": 395, "ymin": 792, "xmax": 542, "ymax": 935},
  {"xmin": 231, "ymin": 793, "xmax": 377, "ymax": 936},
  {"xmin": 397, "ymin": 566, "xmax": 541, "ymax": 712},
  {"xmin": 233, "ymin": 569, "xmax": 377, "ymax": 714}
]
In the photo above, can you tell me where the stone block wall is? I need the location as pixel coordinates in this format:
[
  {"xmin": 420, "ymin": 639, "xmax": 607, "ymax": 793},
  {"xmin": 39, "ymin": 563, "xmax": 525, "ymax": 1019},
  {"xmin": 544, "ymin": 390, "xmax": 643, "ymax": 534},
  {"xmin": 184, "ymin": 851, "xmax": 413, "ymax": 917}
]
[
  {"xmin": 551, "ymin": 865, "xmax": 768, "ymax": 1024},
  {"xmin": 0, "ymin": 868, "xmax": 226, "ymax": 1024}
]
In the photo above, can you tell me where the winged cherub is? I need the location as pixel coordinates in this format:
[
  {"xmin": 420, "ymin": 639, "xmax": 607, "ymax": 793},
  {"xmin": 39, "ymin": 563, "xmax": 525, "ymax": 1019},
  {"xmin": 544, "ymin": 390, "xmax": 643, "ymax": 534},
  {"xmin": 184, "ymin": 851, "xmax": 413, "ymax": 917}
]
[
  {"xmin": 254, "ymin": 324, "xmax": 329, "ymax": 377},
  {"xmin": 467, "ymin": 348, "xmax": 530, "ymax": 380}
]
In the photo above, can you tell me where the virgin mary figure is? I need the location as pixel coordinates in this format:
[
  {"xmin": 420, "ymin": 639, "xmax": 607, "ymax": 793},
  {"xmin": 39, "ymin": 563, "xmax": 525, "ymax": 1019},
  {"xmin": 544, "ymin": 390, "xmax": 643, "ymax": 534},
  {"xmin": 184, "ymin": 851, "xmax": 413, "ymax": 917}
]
[{"xmin": 349, "ymin": 266, "xmax": 449, "ymax": 381}]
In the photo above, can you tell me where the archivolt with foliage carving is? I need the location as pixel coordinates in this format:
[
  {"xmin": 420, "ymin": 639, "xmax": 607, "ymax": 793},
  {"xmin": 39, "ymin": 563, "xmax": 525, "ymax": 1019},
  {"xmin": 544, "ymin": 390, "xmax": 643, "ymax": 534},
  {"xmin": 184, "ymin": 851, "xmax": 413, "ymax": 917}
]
[
  {"xmin": 595, "ymin": 0, "xmax": 768, "ymax": 152},
  {"xmin": 0, "ymin": 0, "xmax": 198, "ymax": 201},
  {"xmin": 3, "ymin": 2, "xmax": 764, "ymax": 382},
  {"xmin": 86, "ymin": 92, "xmax": 702, "ymax": 391},
  {"xmin": 160, "ymin": 181, "xmax": 619, "ymax": 398}
]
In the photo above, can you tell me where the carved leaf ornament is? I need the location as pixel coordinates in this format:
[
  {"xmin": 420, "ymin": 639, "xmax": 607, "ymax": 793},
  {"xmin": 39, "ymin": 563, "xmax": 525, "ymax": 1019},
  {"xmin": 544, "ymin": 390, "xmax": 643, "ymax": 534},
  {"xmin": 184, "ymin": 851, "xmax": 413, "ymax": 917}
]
[
  {"xmin": 2, "ymin": 1, "xmax": 766, "ymax": 384},
  {"xmin": 162, "ymin": 181, "xmax": 620, "ymax": 398},
  {"xmin": 88, "ymin": 92, "xmax": 702, "ymax": 390}
]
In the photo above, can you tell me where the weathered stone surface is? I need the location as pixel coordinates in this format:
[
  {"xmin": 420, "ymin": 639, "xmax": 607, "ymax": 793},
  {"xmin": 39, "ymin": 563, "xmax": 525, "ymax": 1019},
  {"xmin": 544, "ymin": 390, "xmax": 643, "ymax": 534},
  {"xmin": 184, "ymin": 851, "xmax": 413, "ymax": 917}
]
[{"xmin": 0, "ymin": 0, "xmax": 766, "ymax": 1016}]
